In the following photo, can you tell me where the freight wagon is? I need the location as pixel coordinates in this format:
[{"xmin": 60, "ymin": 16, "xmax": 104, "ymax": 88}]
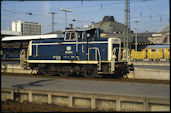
[{"xmin": 131, "ymin": 44, "xmax": 170, "ymax": 61}]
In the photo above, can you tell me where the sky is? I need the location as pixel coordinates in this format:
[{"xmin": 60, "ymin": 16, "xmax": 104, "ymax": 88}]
[{"xmin": 1, "ymin": 0, "xmax": 170, "ymax": 34}]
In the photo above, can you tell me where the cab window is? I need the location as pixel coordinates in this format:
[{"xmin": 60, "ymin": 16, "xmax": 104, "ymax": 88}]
[
  {"xmin": 86, "ymin": 33, "xmax": 90, "ymax": 38},
  {"xmin": 71, "ymin": 33, "xmax": 75, "ymax": 40},
  {"xmin": 65, "ymin": 32, "xmax": 70, "ymax": 40},
  {"xmin": 78, "ymin": 33, "xmax": 82, "ymax": 41}
]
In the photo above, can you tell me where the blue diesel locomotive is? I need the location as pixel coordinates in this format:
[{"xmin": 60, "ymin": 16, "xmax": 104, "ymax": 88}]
[{"xmin": 26, "ymin": 28, "xmax": 133, "ymax": 77}]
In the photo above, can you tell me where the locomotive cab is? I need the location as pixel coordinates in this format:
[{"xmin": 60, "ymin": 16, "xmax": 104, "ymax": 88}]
[{"xmin": 108, "ymin": 38, "xmax": 121, "ymax": 62}]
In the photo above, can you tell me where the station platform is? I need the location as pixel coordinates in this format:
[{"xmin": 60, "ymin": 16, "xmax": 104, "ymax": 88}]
[{"xmin": 1, "ymin": 75, "xmax": 170, "ymax": 111}]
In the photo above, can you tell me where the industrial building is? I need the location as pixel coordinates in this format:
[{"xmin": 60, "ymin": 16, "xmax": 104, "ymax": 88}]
[{"xmin": 12, "ymin": 21, "xmax": 42, "ymax": 35}]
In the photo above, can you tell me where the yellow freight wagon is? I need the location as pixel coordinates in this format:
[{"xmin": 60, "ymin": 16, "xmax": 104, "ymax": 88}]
[
  {"xmin": 131, "ymin": 49, "xmax": 146, "ymax": 60},
  {"xmin": 131, "ymin": 44, "xmax": 169, "ymax": 61},
  {"xmin": 147, "ymin": 48, "xmax": 163, "ymax": 60},
  {"xmin": 164, "ymin": 48, "xmax": 170, "ymax": 60}
]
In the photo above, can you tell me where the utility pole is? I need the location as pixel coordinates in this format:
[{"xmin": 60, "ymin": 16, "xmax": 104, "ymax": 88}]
[
  {"xmin": 124, "ymin": 0, "xmax": 130, "ymax": 62},
  {"xmin": 48, "ymin": 12, "xmax": 57, "ymax": 32},
  {"xmin": 60, "ymin": 8, "xmax": 72, "ymax": 29},
  {"xmin": 133, "ymin": 19, "xmax": 140, "ymax": 51}
]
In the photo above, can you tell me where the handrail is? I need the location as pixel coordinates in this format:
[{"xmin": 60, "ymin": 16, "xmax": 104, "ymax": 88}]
[
  {"xmin": 88, "ymin": 47, "xmax": 101, "ymax": 62},
  {"xmin": 82, "ymin": 33, "xmax": 84, "ymax": 53},
  {"xmin": 88, "ymin": 47, "xmax": 102, "ymax": 71},
  {"xmin": 111, "ymin": 48, "xmax": 116, "ymax": 72}
]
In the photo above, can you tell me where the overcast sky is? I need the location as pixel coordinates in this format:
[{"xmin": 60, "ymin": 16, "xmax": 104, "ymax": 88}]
[{"xmin": 1, "ymin": 0, "xmax": 170, "ymax": 34}]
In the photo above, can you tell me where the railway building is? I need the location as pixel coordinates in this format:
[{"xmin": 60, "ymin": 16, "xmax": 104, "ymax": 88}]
[
  {"xmin": 1, "ymin": 30, "xmax": 22, "ymax": 59},
  {"xmin": 1, "ymin": 34, "xmax": 63, "ymax": 60},
  {"xmin": 91, "ymin": 16, "xmax": 132, "ymax": 33},
  {"xmin": 89, "ymin": 16, "xmax": 154, "ymax": 51},
  {"xmin": 1, "ymin": 30, "xmax": 22, "ymax": 38}
]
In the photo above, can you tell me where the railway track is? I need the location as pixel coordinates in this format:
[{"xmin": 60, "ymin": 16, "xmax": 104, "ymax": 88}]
[{"xmin": 2, "ymin": 72, "xmax": 169, "ymax": 85}]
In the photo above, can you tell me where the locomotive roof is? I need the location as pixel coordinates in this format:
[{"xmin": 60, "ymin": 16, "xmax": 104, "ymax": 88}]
[{"xmin": 65, "ymin": 28, "xmax": 97, "ymax": 32}]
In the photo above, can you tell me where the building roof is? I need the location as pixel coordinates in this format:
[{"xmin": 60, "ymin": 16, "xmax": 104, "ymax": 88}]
[
  {"xmin": 90, "ymin": 16, "xmax": 132, "ymax": 33},
  {"xmin": 157, "ymin": 24, "xmax": 170, "ymax": 33},
  {"xmin": 45, "ymin": 30, "xmax": 64, "ymax": 34},
  {"xmin": 13, "ymin": 20, "xmax": 40, "ymax": 25},
  {"xmin": 45, "ymin": 28, "xmax": 98, "ymax": 34},
  {"xmin": 100, "ymin": 32, "xmax": 152, "ymax": 43},
  {"xmin": 1, "ymin": 30, "xmax": 22, "ymax": 36},
  {"xmin": 2, "ymin": 34, "xmax": 63, "ymax": 41},
  {"xmin": 145, "ymin": 44, "xmax": 170, "ymax": 49}
]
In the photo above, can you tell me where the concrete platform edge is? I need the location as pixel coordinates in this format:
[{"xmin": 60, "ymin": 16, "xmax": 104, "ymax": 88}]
[{"xmin": 2, "ymin": 87, "xmax": 170, "ymax": 111}]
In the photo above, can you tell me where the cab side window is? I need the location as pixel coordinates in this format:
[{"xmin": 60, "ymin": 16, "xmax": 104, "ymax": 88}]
[
  {"xmin": 65, "ymin": 32, "xmax": 76, "ymax": 41},
  {"xmin": 65, "ymin": 32, "xmax": 70, "ymax": 40},
  {"xmin": 78, "ymin": 33, "xmax": 82, "ymax": 41},
  {"xmin": 71, "ymin": 33, "xmax": 75, "ymax": 40}
]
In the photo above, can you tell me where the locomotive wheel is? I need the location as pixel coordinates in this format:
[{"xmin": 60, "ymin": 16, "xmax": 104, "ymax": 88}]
[
  {"xmin": 81, "ymin": 67, "xmax": 97, "ymax": 78},
  {"xmin": 38, "ymin": 68, "xmax": 54, "ymax": 75},
  {"xmin": 36, "ymin": 64, "xmax": 55, "ymax": 76}
]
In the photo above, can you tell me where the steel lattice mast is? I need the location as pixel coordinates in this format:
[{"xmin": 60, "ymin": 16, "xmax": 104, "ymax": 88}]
[
  {"xmin": 48, "ymin": 12, "xmax": 57, "ymax": 32},
  {"xmin": 124, "ymin": 0, "xmax": 130, "ymax": 62}
]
